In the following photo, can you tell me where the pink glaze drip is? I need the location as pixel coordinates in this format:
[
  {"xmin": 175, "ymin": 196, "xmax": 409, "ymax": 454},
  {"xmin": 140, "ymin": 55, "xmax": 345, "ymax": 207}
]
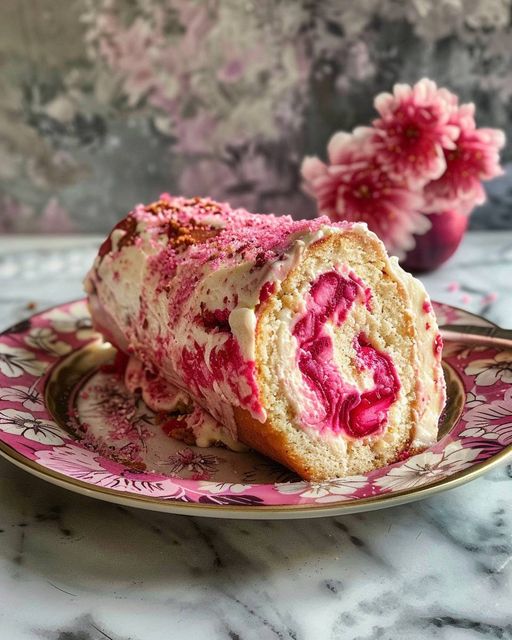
[
  {"xmin": 292, "ymin": 271, "xmax": 400, "ymax": 438},
  {"xmin": 181, "ymin": 336, "xmax": 261, "ymax": 417},
  {"xmin": 181, "ymin": 305, "xmax": 261, "ymax": 411},
  {"xmin": 258, "ymin": 281, "xmax": 276, "ymax": 305},
  {"xmin": 101, "ymin": 350, "xmax": 129, "ymax": 375}
]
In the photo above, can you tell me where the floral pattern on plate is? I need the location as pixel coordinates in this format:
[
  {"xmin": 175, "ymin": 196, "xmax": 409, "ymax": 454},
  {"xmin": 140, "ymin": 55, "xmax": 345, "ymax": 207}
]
[{"xmin": 0, "ymin": 300, "xmax": 510, "ymax": 511}]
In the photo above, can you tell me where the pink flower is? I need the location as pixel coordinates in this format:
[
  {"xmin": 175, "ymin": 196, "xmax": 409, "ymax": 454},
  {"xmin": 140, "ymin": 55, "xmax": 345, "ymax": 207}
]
[
  {"xmin": 301, "ymin": 128, "xmax": 383, "ymax": 211},
  {"xmin": 302, "ymin": 130, "xmax": 430, "ymax": 258},
  {"xmin": 460, "ymin": 387, "xmax": 512, "ymax": 446},
  {"xmin": 465, "ymin": 351, "xmax": 512, "ymax": 387},
  {"xmin": 166, "ymin": 448, "xmax": 222, "ymax": 478},
  {"xmin": 303, "ymin": 79, "xmax": 504, "ymax": 264},
  {"xmin": 35, "ymin": 444, "xmax": 185, "ymax": 498},
  {"xmin": 374, "ymin": 442, "xmax": 480, "ymax": 492},
  {"xmin": 372, "ymin": 79, "xmax": 460, "ymax": 186},
  {"xmin": 424, "ymin": 103, "xmax": 505, "ymax": 210}
]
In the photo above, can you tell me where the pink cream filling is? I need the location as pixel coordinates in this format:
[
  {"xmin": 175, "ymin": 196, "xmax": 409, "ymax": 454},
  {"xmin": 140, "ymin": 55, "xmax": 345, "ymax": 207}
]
[
  {"xmin": 292, "ymin": 270, "xmax": 400, "ymax": 439},
  {"xmin": 181, "ymin": 330, "xmax": 262, "ymax": 419}
]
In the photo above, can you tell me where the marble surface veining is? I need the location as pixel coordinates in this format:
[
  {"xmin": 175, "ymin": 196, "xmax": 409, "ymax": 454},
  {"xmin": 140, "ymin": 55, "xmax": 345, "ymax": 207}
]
[{"xmin": 0, "ymin": 232, "xmax": 511, "ymax": 640}]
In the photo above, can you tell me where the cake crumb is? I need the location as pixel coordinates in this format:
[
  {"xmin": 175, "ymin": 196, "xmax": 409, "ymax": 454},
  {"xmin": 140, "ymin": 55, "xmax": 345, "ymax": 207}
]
[{"xmin": 482, "ymin": 292, "xmax": 498, "ymax": 304}]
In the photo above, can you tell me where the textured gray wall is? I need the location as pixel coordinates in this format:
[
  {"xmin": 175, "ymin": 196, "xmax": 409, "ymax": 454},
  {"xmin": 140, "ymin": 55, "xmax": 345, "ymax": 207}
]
[{"xmin": 0, "ymin": 0, "xmax": 510, "ymax": 233}]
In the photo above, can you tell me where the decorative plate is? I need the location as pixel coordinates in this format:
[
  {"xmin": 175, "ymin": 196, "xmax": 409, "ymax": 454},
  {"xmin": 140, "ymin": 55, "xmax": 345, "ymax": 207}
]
[{"xmin": 0, "ymin": 300, "xmax": 511, "ymax": 519}]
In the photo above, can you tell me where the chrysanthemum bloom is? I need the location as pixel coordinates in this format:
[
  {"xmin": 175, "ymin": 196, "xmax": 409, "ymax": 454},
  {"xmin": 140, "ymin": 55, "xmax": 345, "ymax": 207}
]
[
  {"xmin": 302, "ymin": 130, "xmax": 430, "ymax": 258},
  {"xmin": 301, "ymin": 128, "xmax": 373, "ymax": 212},
  {"xmin": 424, "ymin": 102, "xmax": 505, "ymax": 210},
  {"xmin": 372, "ymin": 79, "xmax": 460, "ymax": 186},
  {"xmin": 303, "ymin": 80, "xmax": 504, "ymax": 267}
]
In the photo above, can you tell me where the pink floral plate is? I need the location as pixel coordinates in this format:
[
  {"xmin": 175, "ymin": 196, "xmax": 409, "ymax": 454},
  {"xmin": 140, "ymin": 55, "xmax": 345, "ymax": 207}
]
[{"xmin": 0, "ymin": 300, "xmax": 511, "ymax": 519}]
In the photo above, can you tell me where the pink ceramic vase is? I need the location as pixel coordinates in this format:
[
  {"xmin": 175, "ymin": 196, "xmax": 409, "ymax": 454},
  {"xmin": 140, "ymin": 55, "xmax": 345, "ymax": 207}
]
[{"xmin": 401, "ymin": 208, "xmax": 469, "ymax": 273}]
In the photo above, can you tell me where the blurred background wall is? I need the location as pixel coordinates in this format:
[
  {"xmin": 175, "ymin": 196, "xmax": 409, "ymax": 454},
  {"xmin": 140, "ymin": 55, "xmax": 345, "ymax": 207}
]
[{"xmin": 0, "ymin": 0, "xmax": 510, "ymax": 234}]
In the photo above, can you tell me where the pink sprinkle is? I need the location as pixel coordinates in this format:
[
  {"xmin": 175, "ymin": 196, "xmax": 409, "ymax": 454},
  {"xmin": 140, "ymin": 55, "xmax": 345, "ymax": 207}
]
[
  {"xmin": 447, "ymin": 282, "xmax": 460, "ymax": 292},
  {"xmin": 422, "ymin": 299, "xmax": 433, "ymax": 314},
  {"xmin": 482, "ymin": 292, "xmax": 498, "ymax": 304},
  {"xmin": 433, "ymin": 334, "xmax": 443, "ymax": 358},
  {"xmin": 460, "ymin": 294, "xmax": 472, "ymax": 304}
]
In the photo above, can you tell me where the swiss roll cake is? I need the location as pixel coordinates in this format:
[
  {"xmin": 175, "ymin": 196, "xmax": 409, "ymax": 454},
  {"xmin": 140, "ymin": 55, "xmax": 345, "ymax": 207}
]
[{"xmin": 84, "ymin": 195, "xmax": 445, "ymax": 481}]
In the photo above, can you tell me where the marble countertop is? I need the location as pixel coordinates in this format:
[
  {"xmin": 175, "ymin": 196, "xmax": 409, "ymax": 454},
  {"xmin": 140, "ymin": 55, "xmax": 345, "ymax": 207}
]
[{"xmin": 0, "ymin": 232, "xmax": 511, "ymax": 640}]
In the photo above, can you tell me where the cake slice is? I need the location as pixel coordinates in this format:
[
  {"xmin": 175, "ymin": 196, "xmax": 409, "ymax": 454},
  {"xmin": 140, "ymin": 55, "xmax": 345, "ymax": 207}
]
[{"xmin": 84, "ymin": 195, "xmax": 445, "ymax": 481}]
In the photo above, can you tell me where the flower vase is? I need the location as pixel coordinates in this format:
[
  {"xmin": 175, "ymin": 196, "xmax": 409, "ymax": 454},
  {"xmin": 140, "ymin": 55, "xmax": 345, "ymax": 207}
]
[{"xmin": 401, "ymin": 208, "xmax": 469, "ymax": 273}]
